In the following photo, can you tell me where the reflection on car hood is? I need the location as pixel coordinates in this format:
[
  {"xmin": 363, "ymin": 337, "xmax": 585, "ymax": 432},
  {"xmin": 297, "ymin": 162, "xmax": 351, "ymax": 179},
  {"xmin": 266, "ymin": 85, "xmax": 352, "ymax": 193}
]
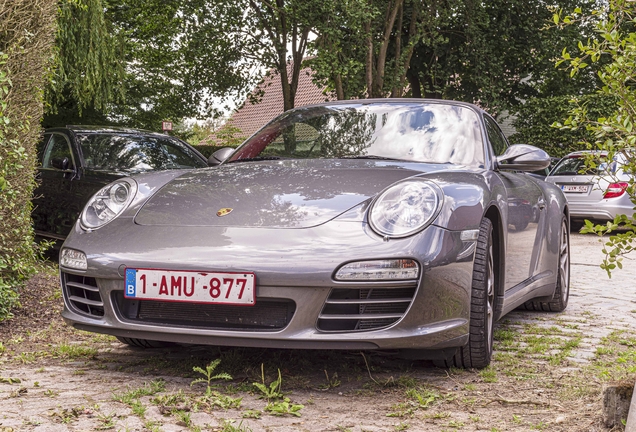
[{"xmin": 134, "ymin": 159, "xmax": 448, "ymax": 228}]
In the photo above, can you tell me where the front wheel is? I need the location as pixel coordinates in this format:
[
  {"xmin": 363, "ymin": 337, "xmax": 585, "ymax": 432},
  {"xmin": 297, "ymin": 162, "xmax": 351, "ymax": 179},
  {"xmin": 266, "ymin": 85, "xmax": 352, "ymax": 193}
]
[{"xmin": 435, "ymin": 218, "xmax": 495, "ymax": 369}]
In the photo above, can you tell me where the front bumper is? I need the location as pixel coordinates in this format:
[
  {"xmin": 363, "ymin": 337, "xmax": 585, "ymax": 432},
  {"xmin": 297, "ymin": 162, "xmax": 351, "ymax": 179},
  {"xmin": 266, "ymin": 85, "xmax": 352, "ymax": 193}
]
[{"xmin": 60, "ymin": 221, "xmax": 475, "ymax": 352}]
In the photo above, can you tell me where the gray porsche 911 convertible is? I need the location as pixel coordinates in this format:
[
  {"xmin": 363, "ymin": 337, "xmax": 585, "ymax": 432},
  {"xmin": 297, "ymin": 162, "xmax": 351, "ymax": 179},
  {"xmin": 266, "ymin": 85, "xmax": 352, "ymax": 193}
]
[{"xmin": 59, "ymin": 99, "xmax": 570, "ymax": 369}]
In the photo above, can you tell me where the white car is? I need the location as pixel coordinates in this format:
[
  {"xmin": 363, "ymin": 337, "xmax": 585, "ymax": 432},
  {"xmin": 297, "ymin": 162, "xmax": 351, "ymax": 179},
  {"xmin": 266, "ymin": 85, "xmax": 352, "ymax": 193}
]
[{"xmin": 545, "ymin": 151, "xmax": 635, "ymax": 229}]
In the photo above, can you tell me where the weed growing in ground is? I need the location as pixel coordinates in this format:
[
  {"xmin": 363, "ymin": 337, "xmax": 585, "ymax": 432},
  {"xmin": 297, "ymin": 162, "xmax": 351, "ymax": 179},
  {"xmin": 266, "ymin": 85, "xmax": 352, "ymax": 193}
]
[
  {"xmin": 96, "ymin": 412, "xmax": 116, "ymax": 430},
  {"xmin": 479, "ymin": 367, "xmax": 498, "ymax": 383},
  {"xmin": 387, "ymin": 386, "xmax": 449, "ymax": 417},
  {"xmin": 318, "ymin": 370, "xmax": 341, "ymax": 390},
  {"xmin": 113, "ymin": 379, "xmax": 165, "ymax": 405},
  {"xmin": 202, "ymin": 391, "xmax": 242, "ymax": 410},
  {"xmin": 253, "ymin": 364, "xmax": 284, "ymax": 400},
  {"xmin": 242, "ymin": 409, "xmax": 261, "ymax": 419},
  {"xmin": 220, "ymin": 419, "xmax": 252, "ymax": 432},
  {"xmin": 51, "ymin": 343, "xmax": 98, "ymax": 360},
  {"xmin": 173, "ymin": 410, "xmax": 191, "ymax": 427},
  {"xmin": 191, "ymin": 358, "xmax": 232, "ymax": 396},
  {"xmin": 588, "ymin": 329, "xmax": 636, "ymax": 381},
  {"xmin": 143, "ymin": 420, "xmax": 162, "ymax": 432},
  {"xmin": 394, "ymin": 421, "xmax": 409, "ymax": 431},
  {"xmin": 265, "ymin": 397, "xmax": 304, "ymax": 416}
]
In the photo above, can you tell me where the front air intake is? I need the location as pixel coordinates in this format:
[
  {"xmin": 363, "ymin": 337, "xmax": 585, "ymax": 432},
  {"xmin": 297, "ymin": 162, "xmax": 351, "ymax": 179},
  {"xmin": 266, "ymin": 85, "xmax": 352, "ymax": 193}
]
[
  {"xmin": 62, "ymin": 272, "xmax": 104, "ymax": 318},
  {"xmin": 317, "ymin": 285, "xmax": 417, "ymax": 331}
]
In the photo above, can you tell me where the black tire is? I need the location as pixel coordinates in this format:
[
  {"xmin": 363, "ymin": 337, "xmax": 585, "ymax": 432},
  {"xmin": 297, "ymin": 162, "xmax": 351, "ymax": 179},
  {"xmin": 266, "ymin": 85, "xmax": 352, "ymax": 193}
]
[
  {"xmin": 519, "ymin": 215, "xmax": 570, "ymax": 312},
  {"xmin": 512, "ymin": 220, "xmax": 529, "ymax": 232},
  {"xmin": 116, "ymin": 337, "xmax": 174, "ymax": 348},
  {"xmin": 570, "ymin": 220, "xmax": 584, "ymax": 233},
  {"xmin": 434, "ymin": 218, "xmax": 495, "ymax": 369}
]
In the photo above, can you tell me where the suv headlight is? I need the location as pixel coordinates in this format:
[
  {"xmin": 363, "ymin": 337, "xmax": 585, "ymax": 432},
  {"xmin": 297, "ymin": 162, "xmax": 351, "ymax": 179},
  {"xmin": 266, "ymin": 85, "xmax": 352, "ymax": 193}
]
[
  {"xmin": 369, "ymin": 180, "xmax": 442, "ymax": 238},
  {"xmin": 80, "ymin": 179, "xmax": 137, "ymax": 230}
]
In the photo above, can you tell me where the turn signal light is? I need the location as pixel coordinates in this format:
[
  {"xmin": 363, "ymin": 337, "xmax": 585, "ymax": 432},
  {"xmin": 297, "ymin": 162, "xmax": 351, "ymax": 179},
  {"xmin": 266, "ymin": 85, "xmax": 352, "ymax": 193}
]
[
  {"xmin": 603, "ymin": 182, "xmax": 629, "ymax": 199},
  {"xmin": 335, "ymin": 259, "xmax": 420, "ymax": 281}
]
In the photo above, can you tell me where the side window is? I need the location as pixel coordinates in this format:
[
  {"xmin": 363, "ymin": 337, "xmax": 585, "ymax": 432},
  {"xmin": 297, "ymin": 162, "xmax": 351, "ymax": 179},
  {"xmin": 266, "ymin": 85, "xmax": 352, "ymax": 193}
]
[
  {"xmin": 37, "ymin": 134, "xmax": 52, "ymax": 165},
  {"xmin": 42, "ymin": 134, "xmax": 75, "ymax": 170},
  {"xmin": 484, "ymin": 116, "xmax": 508, "ymax": 156}
]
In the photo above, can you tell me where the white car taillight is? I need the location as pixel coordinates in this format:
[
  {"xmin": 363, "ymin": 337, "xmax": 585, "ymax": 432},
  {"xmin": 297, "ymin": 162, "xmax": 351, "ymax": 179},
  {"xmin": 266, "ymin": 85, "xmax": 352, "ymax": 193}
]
[{"xmin": 603, "ymin": 182, "xmax": 629, "ymax": 199}]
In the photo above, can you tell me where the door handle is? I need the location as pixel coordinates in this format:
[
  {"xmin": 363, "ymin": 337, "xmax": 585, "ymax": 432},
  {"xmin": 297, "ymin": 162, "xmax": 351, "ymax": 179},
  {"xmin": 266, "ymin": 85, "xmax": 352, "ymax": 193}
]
[{"xmin": 538, "ymin": 198, "xmax": 546, "ymax": 210}]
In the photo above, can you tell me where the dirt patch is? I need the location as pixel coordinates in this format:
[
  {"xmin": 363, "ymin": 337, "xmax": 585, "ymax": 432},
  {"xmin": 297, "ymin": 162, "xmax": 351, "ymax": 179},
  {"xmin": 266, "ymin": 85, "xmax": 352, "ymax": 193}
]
[{"xmin": 0, "ymin": 238, "xmax": 633, "ymax": 431}]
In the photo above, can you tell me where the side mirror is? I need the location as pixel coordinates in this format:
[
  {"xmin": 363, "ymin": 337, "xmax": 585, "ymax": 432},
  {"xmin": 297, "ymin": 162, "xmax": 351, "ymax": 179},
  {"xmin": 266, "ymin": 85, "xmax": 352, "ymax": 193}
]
[
  {"xmin": 496, "ymin": 144, "xmax": 551, "ymax": 172},
  {"xmin": 51, "ymin": 157, "xmax": 70, "ymax": 171},
  {"xmin": 208, "ymin": 147, "xmax": 235, "ymax": 167}
]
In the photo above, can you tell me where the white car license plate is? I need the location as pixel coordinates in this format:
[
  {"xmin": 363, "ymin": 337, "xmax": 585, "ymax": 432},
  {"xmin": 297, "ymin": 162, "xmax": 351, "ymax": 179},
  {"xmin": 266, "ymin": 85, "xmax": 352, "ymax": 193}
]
[
  {"xmin": 561, "ymin": 185, "xmax": 589, "ymax": 193},
  {"xmin": 124, "ymin": 268, "xmax": 255, "ymax": 306}
]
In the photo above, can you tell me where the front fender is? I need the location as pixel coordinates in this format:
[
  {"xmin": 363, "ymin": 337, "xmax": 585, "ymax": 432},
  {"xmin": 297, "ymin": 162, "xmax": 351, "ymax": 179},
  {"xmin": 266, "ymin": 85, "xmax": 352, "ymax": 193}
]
[{"xmin": 423, "ymin": 172, "xmax": 492, "ymax": 231}]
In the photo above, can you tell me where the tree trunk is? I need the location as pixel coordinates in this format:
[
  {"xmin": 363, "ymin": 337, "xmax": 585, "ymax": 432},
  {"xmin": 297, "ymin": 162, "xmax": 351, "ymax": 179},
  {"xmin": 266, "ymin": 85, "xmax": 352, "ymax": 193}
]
[
  {"xmin": 334, "ymin": 74, "xmax": 345, "ymax": 99},
  {"xmin": 407, "ymin": 70, "xmax": 421, "ymax": 98},
  {"xmin": 391, "ymin": 2, "xmax": 404, "ymax": 97},
  {"xmin": 374, "ymin": 0, "xmax": 403, "ymax": 97},
  {"xmin": 365, "ymin": 20, "xmax": 373, "ymax": 98},
  {"xmin": 397, "ymin": 0, "xmax": 422, "ymax": 95}
]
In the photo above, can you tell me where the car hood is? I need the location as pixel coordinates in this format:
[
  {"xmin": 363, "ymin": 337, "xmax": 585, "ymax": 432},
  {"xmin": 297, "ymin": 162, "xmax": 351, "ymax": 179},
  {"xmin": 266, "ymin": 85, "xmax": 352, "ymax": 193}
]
[{"xmin": 134, "ymin": 159, "xmax": 450, "ymax": 228}]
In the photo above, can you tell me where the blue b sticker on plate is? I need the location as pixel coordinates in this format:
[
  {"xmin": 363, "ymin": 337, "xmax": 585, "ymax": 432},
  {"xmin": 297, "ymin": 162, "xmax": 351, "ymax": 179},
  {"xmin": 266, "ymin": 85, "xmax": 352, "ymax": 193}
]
[{"xmin": 125, "ymin": 269, "xmax": 136, "ymax": 297}]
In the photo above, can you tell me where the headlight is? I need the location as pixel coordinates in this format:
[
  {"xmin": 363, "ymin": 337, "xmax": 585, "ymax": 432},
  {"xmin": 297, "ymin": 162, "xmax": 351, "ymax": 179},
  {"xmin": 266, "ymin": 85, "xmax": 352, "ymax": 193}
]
[
  {"xmin": 80, "ymin": 179, "xmax": 137, "ymax": 230},
  {"xmin": 369, "ymin": 180, "xmax": 442, "ymax": 238}
]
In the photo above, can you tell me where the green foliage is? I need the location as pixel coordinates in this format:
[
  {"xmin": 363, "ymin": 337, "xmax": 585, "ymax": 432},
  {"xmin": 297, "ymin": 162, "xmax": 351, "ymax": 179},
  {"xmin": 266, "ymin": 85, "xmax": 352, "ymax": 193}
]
[
  {"xmin": 555, "ymin": 0, "xmax": 636, "ymax": 275},
  {"xmin": 251, "ymin": 364, "xmax": 303, "ymax": 416},
  {"xmin": 309, "ymin": 0, "xmax": 597, "ymax": 114},
  {"xmin": 45, "ymin": 1, "xmax": 253, "ymax": 130},
  {"xmin": 0, "ymin": 0, "xmax": 57, "ymax": 321},
  {"xmin": 214, "ymin": 123, "xmax": 245, "ymax": 148},
  {"xmin": 264, "ymin": 397, "xmax": 304, "ymax": 417},
  {"xmin": 191, "ymin": 359, "xmax": 232, "ymax": 396},
  {"xmin": 510, "ymin": 94, "xmax": 616, "ymax": 157},
  {"xmin": 252, "ymin": 365, "xmax": 284, "ymax": 401},
  {"xmin": 46, "ymin": 0, "xmax": 125, "ymax": 118}
]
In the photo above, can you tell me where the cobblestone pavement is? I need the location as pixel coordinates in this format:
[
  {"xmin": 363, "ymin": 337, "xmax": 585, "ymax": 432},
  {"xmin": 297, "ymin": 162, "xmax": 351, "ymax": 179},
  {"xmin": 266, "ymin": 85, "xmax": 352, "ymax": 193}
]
[{"xmin": 507, "ymin": 232, "xmax": 636, "ymax": 364}]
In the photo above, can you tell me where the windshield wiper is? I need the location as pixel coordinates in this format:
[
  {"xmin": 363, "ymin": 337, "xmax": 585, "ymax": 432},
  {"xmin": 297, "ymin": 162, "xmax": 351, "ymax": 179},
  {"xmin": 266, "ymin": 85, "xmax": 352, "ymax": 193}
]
[
  {"xmin": 340, "ymin": 155, "xmax": 407, "ymax": 161},
  {"xmin": 229, "ymin": 156, "xmax": 281, "ymax": 163}
]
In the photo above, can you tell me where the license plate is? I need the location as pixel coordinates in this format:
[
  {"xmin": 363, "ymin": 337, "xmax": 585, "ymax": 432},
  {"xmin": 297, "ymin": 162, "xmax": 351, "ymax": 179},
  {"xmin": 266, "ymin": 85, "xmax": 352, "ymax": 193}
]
[
  {"xmin": 124, "ymin": 268, "xmax": 255, "ymax": 306},
  {"xmin": 561, "ymin": 185, "xmax": 589, "ymax": 193}
]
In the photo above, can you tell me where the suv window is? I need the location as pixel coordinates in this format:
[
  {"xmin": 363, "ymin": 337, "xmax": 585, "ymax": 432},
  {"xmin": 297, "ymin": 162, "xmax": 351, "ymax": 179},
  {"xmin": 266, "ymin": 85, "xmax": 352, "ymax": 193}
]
[
  {"xmin": 77, "ymin": 133, "xmax": 207, "ymax": 171},
  {"xmin": 484, "ymin": 116, "xmax": 508, "ymax": 156},
  {"xmin": 42, "ymin": 134, "xmax": 74, "ymax": 170}
]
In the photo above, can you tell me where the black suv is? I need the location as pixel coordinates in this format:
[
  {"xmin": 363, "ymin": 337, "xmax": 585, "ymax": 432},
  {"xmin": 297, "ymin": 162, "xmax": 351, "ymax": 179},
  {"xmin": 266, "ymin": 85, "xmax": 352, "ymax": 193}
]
[{"xmin": 33, "ymin": 126, "xmax": 208, "ymax": 242}]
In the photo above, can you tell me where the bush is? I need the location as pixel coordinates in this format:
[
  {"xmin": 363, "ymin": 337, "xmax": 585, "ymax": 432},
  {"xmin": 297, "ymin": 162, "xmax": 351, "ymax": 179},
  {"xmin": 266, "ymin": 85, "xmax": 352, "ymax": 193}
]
[
  {"xmin": 0, "ymin": 0, "xmax": 57, "ymax": 319},
  {"xmin": 510, "ymin": 94, "xmax": 616, "ymax": 158}
]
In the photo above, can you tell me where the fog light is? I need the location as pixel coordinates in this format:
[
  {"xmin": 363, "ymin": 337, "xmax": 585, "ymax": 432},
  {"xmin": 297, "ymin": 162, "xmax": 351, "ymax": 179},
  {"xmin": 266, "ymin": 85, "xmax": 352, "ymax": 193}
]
[
  {"xmin": 460, "ymin": 229, "xmax": 480, "ymax": 241},
  {"xmin": 60, "ymin": 248, "xmax": 87, "ymax": 270},
  {"xmin": 335, "ymin": 259, "xmax": 419, "ymax": 281}
]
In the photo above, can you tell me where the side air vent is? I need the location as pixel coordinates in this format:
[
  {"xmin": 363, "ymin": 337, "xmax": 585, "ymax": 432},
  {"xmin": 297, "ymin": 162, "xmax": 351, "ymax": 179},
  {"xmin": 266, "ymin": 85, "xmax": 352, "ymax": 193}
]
[
  {"xmin": 62, "ymin": 272, "xmax": 104, "ymax": 318},
  {"xmin": 318, "ymin": 286, "xmax": 417, "ymax": 331}
]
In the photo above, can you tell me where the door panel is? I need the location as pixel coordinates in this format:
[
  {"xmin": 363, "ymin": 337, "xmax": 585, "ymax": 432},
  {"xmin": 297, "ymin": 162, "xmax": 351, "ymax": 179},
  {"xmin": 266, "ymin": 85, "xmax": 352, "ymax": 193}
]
[
  {"xmin": 498, "ymin": 172, "xmax": 544, "ymax": 290},
  {"xmin": 32, "ymin": 133, "xmax": 78, "ymax": 238}
]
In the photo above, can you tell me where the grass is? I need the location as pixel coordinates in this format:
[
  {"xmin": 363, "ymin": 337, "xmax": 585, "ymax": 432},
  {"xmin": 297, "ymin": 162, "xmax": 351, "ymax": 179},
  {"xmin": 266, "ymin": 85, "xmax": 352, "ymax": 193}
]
[{"xmin": 51, "ymin": 343, "xmax": 98, "ymax": 359}]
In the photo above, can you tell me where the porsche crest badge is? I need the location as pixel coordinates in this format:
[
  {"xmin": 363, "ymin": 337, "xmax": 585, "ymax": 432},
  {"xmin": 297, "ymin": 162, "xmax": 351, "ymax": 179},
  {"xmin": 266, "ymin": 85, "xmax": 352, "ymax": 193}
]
[{"xmin": 216, "ymin": 208, "xmax": 233, "ymax": 217}]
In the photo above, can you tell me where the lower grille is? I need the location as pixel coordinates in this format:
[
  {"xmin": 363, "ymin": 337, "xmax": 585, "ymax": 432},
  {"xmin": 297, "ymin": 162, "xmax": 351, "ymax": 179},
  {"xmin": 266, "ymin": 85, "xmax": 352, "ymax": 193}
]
[
  {"xmin": 62, "ymin": 272, "xmax": 104, "ymax": 318},
  {"xmin": 318, "ymin": 286, "xmax": 417, "ymax": 331},
  {"xmin": 115, "ymin": 292, "xmax": 295, "ymax": 331}
]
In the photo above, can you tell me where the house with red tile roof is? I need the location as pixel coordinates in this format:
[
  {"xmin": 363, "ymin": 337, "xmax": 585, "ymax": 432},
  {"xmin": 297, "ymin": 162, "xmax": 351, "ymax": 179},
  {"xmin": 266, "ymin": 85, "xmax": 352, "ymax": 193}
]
[{"xmin": 202, "ymin": 65, "xmax": 335, "ymax": 146}]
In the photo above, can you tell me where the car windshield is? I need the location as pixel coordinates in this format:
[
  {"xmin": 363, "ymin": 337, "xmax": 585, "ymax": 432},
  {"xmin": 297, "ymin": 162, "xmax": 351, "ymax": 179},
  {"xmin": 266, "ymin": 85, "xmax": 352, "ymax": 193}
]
[
  {"xmin": 77, "ymin": 133, "xmax": 207, "ymax": 172},
  {"xmin": 228, "ymin": 103, "xmax": 484, "ymax": 166},
  {"xmin": 551, "ymin": 154, "xmax": 617, "ymax": 176}
]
